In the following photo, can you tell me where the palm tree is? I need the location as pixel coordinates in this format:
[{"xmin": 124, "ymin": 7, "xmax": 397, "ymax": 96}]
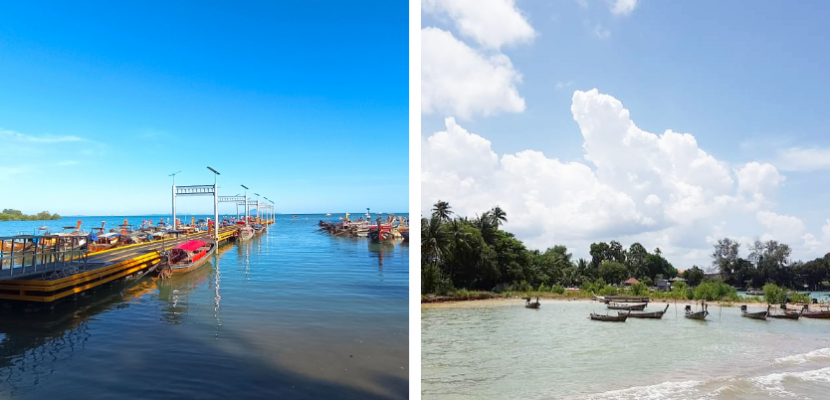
[
  {"xmin": 473, "ymin": 212, "xmax": 497, "ymax": 245},
  {"xmin": 422, "ymin": 215, "xmax": 451, "ymax": 264},
  {"xmin": 432, "ymin": 200, "xmax": 453, "ymax": 222},
  {"xmin": 490, "ymin": 205, "xmax": 507, "ymax": 228}
]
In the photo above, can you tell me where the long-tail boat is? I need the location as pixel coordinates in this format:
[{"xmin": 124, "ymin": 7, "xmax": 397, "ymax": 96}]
[
  {"xmin": 163, "ymin": 240, "xmax": 216, "ymax": 274},
  {"xmin": 594, "ymin": 294, "xmax": 649, "ymax": 304},
  {"xmin": 767, "ymin": 305, "xmax": 802, "ymax": 320},
  {"xmin": 591, "ymin": 312, "xmax": 628, "ymax": 322},
  {"xmin": 740, "ymin": 305, "xmax": 768, "ymax": 320},
  {"xmin": 801, "ymin": 305, "xmax": 830, "ymax": 319},
  {"xmin": 524, "ymin": 297, "xmax": 541, "ymax": 309},
  {"xmin": 237, "ymin": 226, "xmax": 254, "ymax": 241},
  {"xmin": 607, "ymin": 302, "xmax": 647, "ymax": 311},
  {"xmin": 625, "ymin": 304, "xmax": 670, "ymax": 319},
  {"xmin": 88, "ymin": 232, "xmax": 121, "ymax": 252},
  {"xmin": 684, "ymin": 303, "xmax": 709, "ymax": 320}
]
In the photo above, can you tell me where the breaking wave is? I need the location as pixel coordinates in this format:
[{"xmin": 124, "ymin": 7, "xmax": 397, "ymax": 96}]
[
  {"xmin": 580, "ymin": 366, "xmax": 830, "ymax": 399},
  {"xmin": 775, "ymin": 348, "xmax": 830, "ymax": 365}
]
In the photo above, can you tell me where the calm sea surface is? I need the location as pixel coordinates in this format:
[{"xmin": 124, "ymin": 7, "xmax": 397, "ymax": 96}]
[
  {"xmin": 0, "ymin": 214, "xmax": 408, "ymax": 399},
  {"xmin": 423, "ymin": 300, "xmax": 830, "ymax": 399}
]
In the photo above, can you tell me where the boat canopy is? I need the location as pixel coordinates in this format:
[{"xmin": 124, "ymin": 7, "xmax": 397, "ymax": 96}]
[{"xmin": 175, "ymin": 240, "xmax": 207, "ymax": 252}]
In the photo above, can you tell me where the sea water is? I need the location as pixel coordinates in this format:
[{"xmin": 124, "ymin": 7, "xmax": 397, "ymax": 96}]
[
  {"xmin": 422, "ymin": 300, "xmax": 830, "ymax": 399},
  {"xmin": 0, "ymin": 214, "xmax": 408, "ymax": 399}
]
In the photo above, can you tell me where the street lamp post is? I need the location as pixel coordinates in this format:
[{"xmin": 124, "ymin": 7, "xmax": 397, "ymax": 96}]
[
  {"xmin": 169, "ymin": 171, "xmax": 181, "ymax": 229},
  {"xmin": 207, "ymin": 166, "xmax": 220, "ymax": 240},
  {"xmin": 241, "ymin": 185, "xmax": 249, "ymax": 223},
  {"xmin": 254, "ymin": 193, "xmax": 260, "ymax": 220}
]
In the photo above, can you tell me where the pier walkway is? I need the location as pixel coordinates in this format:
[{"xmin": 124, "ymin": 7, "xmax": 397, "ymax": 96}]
[{"xmin": 0, "ymin": 222, "xmax": 270, "ymax": 303}]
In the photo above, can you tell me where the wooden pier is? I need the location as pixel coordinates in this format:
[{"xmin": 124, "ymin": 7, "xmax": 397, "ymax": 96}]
[{"xmin": 0, "ymin": 221, "xmax": 272, "ymax": 303}]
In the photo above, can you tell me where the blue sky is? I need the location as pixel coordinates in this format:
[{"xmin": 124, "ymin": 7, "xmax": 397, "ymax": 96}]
[
  {"xmin": 421, "ymin": 0, "xmax": 830, "ymax": 267},
  {"xmin": 0, "ymin": 1, "xmax": 408, "ymax": 215}
]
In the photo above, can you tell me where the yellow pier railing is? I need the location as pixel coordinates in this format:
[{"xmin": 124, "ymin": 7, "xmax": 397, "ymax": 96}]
[{"xmin": 0, "ymin": 224, "xmax": 243, "ymax": 303}]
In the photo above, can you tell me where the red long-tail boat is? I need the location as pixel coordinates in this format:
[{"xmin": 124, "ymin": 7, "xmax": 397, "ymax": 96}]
[{"xmin": 163, "ymin": 239, "xmax": 216, "ymax": 274}]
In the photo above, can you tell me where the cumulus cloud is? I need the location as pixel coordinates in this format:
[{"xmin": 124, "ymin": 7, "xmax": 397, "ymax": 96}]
[
  {"xmin": 756, "ymin": 210, "xmax": 805, "ymax": 243},
  {"xmin": 610, "ymin": 0, "xmax": 638, "ymax": 16},
  {"xmin": 735, "ymin": 162, "xmax": 785, "ymax": 205},
  {"xmin": 423, "ymin": 89, "xmax": 828, "ymax": 266},
  {"xmin": 422, "ymin": 0, "xmax": 535, "ymax": 49},
  {"xmin": 421, "ymin": 27, "xmax": 526, "ymax": 119}
]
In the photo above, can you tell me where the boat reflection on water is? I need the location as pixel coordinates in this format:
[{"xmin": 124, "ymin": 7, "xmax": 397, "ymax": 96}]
[
  {"xmin": 0, "ymin": 279, "xmax": 156, "ymax": 397},
  {"xmin": 367, "ymin": 240, "xmax": 406, "ymax": 282},
  {"xmin": 156, "ymin": 242, "xmax": 233, "ymax": 326}
]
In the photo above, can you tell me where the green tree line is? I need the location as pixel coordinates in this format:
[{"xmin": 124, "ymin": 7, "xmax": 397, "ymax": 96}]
[
  {"xmin": 0, "ymin": 209, "xmax": 61, "ymax": 221},
  {"xmin": 422, "ymin": 200, "xmax": 830, "ymax": 295}
]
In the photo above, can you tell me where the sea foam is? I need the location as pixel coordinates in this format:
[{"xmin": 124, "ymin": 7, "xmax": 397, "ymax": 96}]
[{"xmin": 775, "ymin": 347, "xmax": 830, "ymax": 365}]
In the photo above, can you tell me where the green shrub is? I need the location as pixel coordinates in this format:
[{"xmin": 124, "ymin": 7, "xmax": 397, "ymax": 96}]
[
  {"xmin": 599, "ymin": 285, "xmax": 618, "ymax": 296},
  {"xmin": 789, "ymin": 292, "xmax": 810, "ymax": 304},
  {"xmin": 552, "ymin": 285, "xmax": 565, "ymax": 295},
  {"xmin": 764, "ymin": 283, "xmax": 786, "ymax": 304},
  {"xmin": 629, "ymin": 282, "xmax": 648, "ymax": 296},
  {"xmin": 694, "ymin": 281, "xmax": 737, "ymax": 301}
]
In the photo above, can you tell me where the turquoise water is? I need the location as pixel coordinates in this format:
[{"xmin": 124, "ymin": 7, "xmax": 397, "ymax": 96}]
[
  {"xmin": 0, "ymin": 214, "xmax": 408, "ymax": 399},
  {"xmin": 423, "ymin": 300, "xmax": 830, "ymax": 399}
]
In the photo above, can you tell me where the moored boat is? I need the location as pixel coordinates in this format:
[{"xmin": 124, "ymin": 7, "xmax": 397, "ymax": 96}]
[
  {"xmin": 524, "ymin": 297, "xmax": 541, "ymax": 309},
  {"xmin": 801, "ymin": 305, "xmax": 830, "ymax": 319},
  {"xmin": 740, "ymin": 305, "xmax": 768, "ymax": 320},
  {"xmin": 684, "ymin": 303, "xmax": 709, "ymax": 320},
  {"xmin": 591, "ymin": 312, "xmax": 628, "ymax": 322},
  {"xmin": 237, "ymin": 226, "xmax": 254, "ymax": 241},
  {"xmin": 625, "ymin": 304, "xmax": 670, "ymax": 319},
  {"xmin": 163, "ymin": 240, "xmax": 216, "ymax": 274},
  {"xmin": 607, "ymin": 302, "xmax": 647, "ymax": 311},
  {"xmin": 88, "ymin": 232, "xmax": 121, "ymax": 252},
  {"xmin": 768, "ymin": 305, "xmax": 802, "ymax": 320},
  {"xmin": 595, "ymin": 295, "xmax": 649, "ymax": 304}
]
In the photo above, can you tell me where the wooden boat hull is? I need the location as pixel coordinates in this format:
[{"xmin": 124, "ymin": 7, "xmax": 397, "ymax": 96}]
[
  {"xmin": 741, "ymin": 312, "xmax": 768, "ymax": 320},
  {"xmin": 802, "ymin": 311, "xmax": 830, "ymax": 319},
  {"xmin": 685, "ymin": 311, "xmax": 709, "ymax": 320},
  {"xmin": 601, "ymin": 295, "xmax": 649, "ymax": 304},
  {"xmin": 626, "ymin": 304, "xmax": 670, "ymax": 319},
  {"xmin": 768, "ymin": 312, "xmax": 801, "ymax": 320},
  {"xmin": 607, "ymin": 303, "xmax": 647, "ymax": 311},
  {"xmin": 167, "ymin": 242, "xmax": 216, "ymax": 274},
  {"xmin": 525, "ymin": 303, "xmax": 540, "ymax": 309},
  {"xmin": 591, "ymin": 313, "xmax": 628, "ymax": 322}
]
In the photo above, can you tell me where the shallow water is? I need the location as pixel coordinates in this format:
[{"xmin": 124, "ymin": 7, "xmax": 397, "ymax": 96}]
[
  {"xmin": 0, "ymin": 214, "xmax": 408, "ymax": 399},
  {"xmin": 422, "ymin": 300, "xmax": 830, "ymax": 399}
]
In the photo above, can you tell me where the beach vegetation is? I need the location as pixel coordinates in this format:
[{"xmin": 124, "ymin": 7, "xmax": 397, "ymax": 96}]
[
  {"xmin": 421, "ymin": 200, "xmax": 830, "ymax": 303},
  {"xmin": 0, "ymin": 209, "xmax": 61, "ymax": 221}
]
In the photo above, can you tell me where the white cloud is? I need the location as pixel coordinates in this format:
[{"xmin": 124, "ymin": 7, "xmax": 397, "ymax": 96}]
[
  {"xmin": 610, "ymin": 0, "xmax": 638, "ymax": 16},
  {"xmin": 423, "ymin": 89, "xmax": 828, "ymax": 266},
  {"xmin": 555, "ymin": 81, "xmax": 575, "ymax": 90},
  {"xmin": 422, "ymin": 0, "xmax": 535, "ymax": 49},
  {"xmin": 756, "ymin": 210, "xmax": 804, "ymax": 243},
  {"xmin": 735, "ymin": 161, "xmax": 785, "ymax": 205},
  {"xmin": 421, "ymin": 27, "xmax": 526, "ymax": 119},
  {"xmin": 593, "ymin": 24, "xmax": 611, "ymax": 40},
  {"xmin": 777, "ymin": 147, "xmax": 830, "ymax": 171},
  {"xmin": 0, "ymin": 128, "xmax": 81, "ymax": 144}
]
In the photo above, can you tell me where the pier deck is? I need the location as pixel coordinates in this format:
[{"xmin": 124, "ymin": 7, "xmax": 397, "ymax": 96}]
[{"xmin": 0, "ymin": 222, "xmax": 271, "ymax": 303}]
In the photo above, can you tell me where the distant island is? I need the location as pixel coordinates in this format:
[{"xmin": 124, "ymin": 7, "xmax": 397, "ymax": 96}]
[{"xmin": 0, "ymin": 209, "xmax": 61, "ymax": 221}]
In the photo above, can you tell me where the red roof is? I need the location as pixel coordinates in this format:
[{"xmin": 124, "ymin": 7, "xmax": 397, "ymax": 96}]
[
  {"xmin": 624, "ymin": 277, "xmax": 640, "ymax": 285},
  {"xmin": 175, "ymin": 240, "xmax": 207, "ymax": 252}
]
